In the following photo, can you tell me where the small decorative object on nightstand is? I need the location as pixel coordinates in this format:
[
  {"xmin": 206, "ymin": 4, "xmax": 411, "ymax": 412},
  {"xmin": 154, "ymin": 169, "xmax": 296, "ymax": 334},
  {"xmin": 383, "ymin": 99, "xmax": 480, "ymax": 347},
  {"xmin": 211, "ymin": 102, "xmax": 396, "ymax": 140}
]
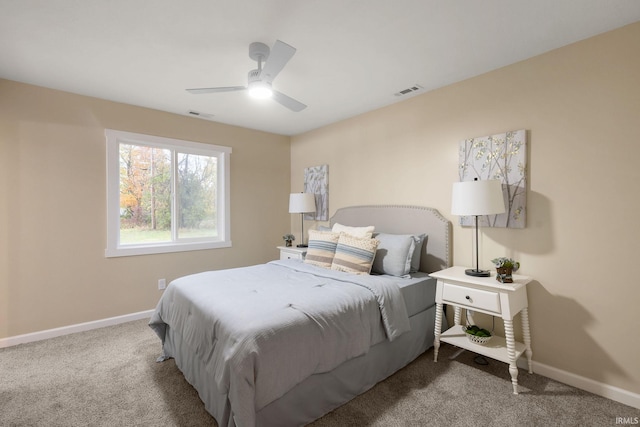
[
  {"xmin": 277, "ymin": 246, "xmax": 307, "ymax": 261},
  {"xmin": 283, "ymin": 234, "xmax": 295, "ymax": 247},
  {"xmin": 431, "ymin": 266, "xmax": 533, "ymax": 395},
  {"xmin": 491, "ymin": 257, "xmax": 520, "ymax": 283}
]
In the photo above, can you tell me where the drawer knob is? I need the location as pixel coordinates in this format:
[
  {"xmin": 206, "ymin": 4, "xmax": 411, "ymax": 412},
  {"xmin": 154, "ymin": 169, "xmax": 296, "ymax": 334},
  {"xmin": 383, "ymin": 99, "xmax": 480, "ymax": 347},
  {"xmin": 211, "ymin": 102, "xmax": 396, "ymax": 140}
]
[{"xmin": 465, "ymin": 295, "xmax": 471, "ymax": 300}]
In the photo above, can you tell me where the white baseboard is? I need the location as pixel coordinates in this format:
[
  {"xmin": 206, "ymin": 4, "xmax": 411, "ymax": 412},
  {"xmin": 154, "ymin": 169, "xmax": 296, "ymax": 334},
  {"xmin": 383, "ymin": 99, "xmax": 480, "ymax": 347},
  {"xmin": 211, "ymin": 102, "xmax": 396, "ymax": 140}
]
[
  {"xmin": 517, "ymin": 358, "xmax": 640, "ymax": 409},
  {"xmin": 0, "ymin": 309, "xmax": 154, "ymax": 349}
]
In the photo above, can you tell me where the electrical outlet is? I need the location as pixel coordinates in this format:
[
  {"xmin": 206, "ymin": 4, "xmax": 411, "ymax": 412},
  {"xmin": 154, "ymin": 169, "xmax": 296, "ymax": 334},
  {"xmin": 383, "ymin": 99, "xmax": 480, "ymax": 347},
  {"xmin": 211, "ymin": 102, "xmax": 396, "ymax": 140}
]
[{"xmin": 158, "ymin": 278, "xmax": 166, "ymax": 290}]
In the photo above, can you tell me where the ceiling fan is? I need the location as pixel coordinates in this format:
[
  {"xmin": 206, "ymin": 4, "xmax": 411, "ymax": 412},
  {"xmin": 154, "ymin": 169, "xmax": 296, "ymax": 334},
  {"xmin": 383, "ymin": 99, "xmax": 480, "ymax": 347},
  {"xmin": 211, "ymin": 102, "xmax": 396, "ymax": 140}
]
[{"xmin": 187, "ymin": 40, "xmax": 306, "ymax": 112}]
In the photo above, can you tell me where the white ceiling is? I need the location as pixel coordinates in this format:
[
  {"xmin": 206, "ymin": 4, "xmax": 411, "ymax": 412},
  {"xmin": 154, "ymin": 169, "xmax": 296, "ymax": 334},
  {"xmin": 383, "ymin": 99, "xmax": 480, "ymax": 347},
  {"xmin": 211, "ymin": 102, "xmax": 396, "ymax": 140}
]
[{"xmin": 2, "ymin": 1, "xmax": 639, "ymax": 136}]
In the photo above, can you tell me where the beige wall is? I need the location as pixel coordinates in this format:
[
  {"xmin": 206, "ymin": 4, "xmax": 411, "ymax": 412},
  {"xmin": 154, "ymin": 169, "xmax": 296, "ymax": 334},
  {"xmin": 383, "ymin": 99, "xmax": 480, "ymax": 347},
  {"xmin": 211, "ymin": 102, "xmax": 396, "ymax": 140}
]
[
  {"xmin": 0, "ymin": 80, "xmax": 291, "ymax": 338},
  {"xmin": 292, "ymin": 23, "xmax": 640, "ymax": 395}
]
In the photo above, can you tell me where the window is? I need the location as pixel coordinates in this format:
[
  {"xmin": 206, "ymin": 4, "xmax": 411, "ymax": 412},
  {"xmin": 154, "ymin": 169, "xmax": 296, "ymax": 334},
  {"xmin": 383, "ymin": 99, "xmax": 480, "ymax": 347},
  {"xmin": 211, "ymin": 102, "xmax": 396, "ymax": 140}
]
[{"xmin": 105, "ymin": 130, "xmax": 231, "ymax": 257}]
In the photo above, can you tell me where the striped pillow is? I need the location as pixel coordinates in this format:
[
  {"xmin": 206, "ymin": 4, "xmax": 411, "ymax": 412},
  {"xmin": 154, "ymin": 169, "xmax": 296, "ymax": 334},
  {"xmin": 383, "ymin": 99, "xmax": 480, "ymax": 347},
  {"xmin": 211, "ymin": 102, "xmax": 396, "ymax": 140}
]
[
  {"xmin": 304, "ymin": 230, "xmax": 341, "ymax": 269},
  {"xmin": 331, "ymin": 233, "xmax": 380, "ymax": 275}
]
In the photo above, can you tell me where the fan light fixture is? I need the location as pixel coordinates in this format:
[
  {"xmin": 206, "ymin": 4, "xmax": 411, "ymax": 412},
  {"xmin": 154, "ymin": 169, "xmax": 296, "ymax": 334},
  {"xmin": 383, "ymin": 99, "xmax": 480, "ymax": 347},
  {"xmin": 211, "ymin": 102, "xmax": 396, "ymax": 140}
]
[
  {"xmin": 248, "ymin": 80, "xmax": 273, "ymax": 99},
  {"xmin": 186, "ymin": 40, "xmax": 306, "ymax": 111}
]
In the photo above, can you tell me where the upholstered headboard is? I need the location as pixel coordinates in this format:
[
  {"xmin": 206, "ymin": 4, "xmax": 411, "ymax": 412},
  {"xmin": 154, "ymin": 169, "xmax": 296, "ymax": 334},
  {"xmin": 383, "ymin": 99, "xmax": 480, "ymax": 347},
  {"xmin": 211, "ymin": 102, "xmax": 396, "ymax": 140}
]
[{"xmin": 330, "ymin": 205, "xmax": 452, "ymax": 274}]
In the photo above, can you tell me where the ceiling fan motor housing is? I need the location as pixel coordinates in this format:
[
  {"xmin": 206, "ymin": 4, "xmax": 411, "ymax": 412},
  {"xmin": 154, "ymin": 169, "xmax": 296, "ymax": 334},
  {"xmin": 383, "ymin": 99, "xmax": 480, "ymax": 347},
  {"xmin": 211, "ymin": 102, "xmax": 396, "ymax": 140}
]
[
  {"xmin": 247, "ymin": 68, "xmax": 271, "ymax": 87},
  {"xmin": 249, "ymin": 42, "xmax": 270, "ymax": 62},
  {"xmin": 247, "ymin": 69, "xmax": 261, "ymax": 82}
]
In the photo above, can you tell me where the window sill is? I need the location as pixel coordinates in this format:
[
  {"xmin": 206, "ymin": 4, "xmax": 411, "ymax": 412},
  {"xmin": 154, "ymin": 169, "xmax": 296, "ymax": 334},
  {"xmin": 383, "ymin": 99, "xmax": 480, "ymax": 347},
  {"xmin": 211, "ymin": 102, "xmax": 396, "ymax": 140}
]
[{"xmin": 105, "ymin": 240, "xmax": 232, "ymax": 258}]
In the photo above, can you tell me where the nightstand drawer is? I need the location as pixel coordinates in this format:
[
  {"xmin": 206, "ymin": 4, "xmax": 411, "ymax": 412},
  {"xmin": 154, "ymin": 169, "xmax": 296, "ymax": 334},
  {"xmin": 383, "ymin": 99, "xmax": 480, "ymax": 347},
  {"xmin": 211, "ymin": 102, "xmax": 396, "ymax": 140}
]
[
  {"xmin": 442, "ymin": 283, "xmax": 501, "ymax": 313},
  {"xmin": 278, "ymin": 246, "xmax": 306, "ymax": 261},
  {"xmin": 280, "ymin": 252, "xmax": 303, "ymax": 260}
]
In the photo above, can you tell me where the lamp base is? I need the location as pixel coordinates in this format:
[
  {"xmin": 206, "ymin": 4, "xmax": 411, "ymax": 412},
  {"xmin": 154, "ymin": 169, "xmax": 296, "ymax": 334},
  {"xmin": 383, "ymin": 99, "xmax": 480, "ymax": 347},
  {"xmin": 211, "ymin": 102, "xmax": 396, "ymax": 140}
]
[{"xmin": 465, "ymin": 268, "xmax": 491, "ymax": 277}]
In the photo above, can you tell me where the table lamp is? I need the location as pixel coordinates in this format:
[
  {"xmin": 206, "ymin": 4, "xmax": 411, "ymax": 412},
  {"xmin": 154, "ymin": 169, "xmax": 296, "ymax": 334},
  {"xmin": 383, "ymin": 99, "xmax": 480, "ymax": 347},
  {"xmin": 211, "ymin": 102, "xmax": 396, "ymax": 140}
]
[
  {"xmin": 289, "ymin": 193, "xmax": 316, "ymax": 247},
  {"xmin": 451, "ymin": 178, "xmax": 506, "ymax": 276}
]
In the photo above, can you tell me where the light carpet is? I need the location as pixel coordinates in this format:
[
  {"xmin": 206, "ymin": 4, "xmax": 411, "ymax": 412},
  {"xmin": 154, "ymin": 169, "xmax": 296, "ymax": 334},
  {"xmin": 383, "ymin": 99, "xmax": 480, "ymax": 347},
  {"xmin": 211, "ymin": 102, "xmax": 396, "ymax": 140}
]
[{"xmin": 1, "ymin": 319, "xmax": 637, "ymax": 426}]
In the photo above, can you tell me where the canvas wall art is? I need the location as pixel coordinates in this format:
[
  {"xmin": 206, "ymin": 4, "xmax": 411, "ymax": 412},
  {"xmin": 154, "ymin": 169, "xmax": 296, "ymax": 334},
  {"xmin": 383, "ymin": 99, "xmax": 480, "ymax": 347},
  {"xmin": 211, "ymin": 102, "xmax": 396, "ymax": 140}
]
[
  {"xmin": 458, "ymin": 129, "xmax": 527, "ymax": 228},
  {"xmin": 304, "ymin": 164, "xmax": 329, "ymax": 221}
]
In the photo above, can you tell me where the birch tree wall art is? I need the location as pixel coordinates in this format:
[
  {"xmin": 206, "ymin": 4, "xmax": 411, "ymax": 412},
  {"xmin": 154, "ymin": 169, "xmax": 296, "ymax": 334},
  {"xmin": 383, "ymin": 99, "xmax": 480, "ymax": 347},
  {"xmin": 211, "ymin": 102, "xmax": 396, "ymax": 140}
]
[{"xmin": 458, "ymin": 129, "xmax": 527, "ymax": 228}]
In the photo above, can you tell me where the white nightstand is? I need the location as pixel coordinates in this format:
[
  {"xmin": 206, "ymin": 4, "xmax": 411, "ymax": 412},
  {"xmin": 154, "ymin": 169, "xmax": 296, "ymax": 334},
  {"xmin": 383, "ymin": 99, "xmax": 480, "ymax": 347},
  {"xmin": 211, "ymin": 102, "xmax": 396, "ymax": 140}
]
[
  {"xmin": 430, "ymin": 266, "xmax": 533, "ymax": 394},
  {"xmin": 277, "ymin": 246, "xmax": 307, "ymax": 261}
]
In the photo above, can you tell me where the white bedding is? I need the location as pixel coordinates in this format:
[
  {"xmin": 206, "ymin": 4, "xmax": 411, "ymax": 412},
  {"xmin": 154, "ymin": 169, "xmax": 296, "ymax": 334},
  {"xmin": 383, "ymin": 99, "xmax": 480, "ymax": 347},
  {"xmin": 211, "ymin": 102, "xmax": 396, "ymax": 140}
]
[{"xmin": 149, "ymin": 259, "xmax": 411, "ymax": 427}]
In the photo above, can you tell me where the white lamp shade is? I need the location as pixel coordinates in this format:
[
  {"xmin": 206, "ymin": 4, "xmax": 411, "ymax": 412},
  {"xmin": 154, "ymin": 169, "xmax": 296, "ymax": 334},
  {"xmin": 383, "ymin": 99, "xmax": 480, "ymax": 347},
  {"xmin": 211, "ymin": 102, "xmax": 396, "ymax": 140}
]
[
  {"xmin": 451, "ymin": 180, "xmax": 506, "ymax": 216},
  {"xmin": 289, "ymin": 193, "xmax": 316, "ymax": 213}
]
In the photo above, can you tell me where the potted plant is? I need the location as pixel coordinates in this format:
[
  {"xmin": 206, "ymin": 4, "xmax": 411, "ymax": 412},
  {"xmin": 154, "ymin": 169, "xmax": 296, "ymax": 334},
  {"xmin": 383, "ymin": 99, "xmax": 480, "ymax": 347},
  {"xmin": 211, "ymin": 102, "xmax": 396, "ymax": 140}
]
[
  {"xmin": 283, "ymin": 234, "xmax": 295, "ymax": 247},
  {"xmin": 491, "ymin": 257, "xmax": 520, "ymax": 283}
]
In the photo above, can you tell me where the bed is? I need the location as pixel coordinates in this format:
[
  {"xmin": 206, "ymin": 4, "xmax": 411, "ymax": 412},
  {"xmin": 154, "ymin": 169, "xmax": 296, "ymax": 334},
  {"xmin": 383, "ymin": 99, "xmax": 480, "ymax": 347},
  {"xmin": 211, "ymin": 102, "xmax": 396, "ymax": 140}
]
[{"xmin": 150, "ymin": 205, "xmax": 451, "ymax": 426}]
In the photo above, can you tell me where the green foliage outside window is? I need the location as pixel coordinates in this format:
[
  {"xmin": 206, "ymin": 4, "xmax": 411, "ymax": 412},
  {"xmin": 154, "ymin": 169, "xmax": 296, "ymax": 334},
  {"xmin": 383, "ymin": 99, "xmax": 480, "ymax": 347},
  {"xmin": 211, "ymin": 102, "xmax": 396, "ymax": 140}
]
[{"xmin": 119, "ymin": 144, "xmax": 217, "ymax": 244}]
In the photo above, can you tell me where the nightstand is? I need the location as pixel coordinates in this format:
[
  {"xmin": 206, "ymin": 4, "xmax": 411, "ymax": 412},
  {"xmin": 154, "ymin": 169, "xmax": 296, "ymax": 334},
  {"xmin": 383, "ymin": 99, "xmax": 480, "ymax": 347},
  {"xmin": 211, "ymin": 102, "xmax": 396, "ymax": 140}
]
[
  {"xmin": 277, "ymin": 246, "xmax": 307, "ymax": 261},
  {"xmin": 430, "ymin": 266, "xmax": 533, "ymax": 394}
]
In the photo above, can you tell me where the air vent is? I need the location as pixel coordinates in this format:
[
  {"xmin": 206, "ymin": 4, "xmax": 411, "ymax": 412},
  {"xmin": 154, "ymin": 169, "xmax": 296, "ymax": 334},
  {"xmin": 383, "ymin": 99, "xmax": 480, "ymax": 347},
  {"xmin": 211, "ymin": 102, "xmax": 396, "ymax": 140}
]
[
  {"xmin": 394, "ymin": 84, "xmax": 424, "ymax": 97},
  {"xmin": 188, "ymin": 110, "xmax": 215, "ymax": 120}
]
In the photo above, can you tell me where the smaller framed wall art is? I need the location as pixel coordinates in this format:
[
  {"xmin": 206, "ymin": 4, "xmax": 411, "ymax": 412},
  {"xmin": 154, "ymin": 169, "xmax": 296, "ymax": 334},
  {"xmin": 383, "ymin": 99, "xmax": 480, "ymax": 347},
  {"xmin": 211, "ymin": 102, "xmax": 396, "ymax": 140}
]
[{"xmin": 304, "ymin": 164, "xmax": 329, "ymax": 221}]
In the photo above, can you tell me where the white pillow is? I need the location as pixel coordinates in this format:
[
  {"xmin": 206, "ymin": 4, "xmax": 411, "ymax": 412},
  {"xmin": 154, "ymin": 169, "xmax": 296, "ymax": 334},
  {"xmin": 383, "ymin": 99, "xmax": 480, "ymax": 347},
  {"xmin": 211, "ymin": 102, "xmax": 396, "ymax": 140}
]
[{"xmin": 331, "ymin": 223, "xmax": 375, "ymax": 239}]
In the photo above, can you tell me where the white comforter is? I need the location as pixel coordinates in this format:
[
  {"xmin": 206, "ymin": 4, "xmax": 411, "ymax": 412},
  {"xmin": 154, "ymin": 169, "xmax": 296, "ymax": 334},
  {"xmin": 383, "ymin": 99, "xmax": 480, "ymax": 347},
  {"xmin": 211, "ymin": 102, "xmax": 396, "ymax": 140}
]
[{"xmin": 149, "ymin": 260, "xmax": 410, "ymax": 427}]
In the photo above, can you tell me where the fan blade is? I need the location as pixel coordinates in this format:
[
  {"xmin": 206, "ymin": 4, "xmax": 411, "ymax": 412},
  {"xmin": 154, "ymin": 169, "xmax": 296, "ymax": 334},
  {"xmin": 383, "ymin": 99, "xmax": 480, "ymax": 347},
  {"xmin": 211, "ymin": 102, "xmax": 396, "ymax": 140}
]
[
  {"xmin": 187, "ymin": 86, "xmax": 246, "ymax": 94},
  {"xmin": 272, "ymin": 90, "xmax": 306, "ymax": 112},
  {"xmin": 260, "ymin": 40, "xmax": 296, "ymax": 84}
]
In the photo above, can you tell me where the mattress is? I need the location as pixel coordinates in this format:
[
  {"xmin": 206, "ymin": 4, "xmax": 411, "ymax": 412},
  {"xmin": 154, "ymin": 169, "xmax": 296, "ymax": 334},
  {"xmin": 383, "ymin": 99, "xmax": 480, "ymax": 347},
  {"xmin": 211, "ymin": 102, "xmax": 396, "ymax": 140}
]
[{"xmin": 396, "ymin": 272, "xmax": 437, "ymax": 317}]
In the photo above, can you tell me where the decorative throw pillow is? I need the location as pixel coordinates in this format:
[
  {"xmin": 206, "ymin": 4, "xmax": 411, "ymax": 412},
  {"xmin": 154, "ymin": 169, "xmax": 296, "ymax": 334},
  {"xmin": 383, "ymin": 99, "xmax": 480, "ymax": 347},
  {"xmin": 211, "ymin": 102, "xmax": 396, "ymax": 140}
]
[
  {"xmin": 331, "ymin": 233, "xmax": 380, "ymax": 275},
  {"xmin": 331, "ymin": 223, "xmax": 375, "ymax": 239},
  {"xmin": 304, "ymin": 230, "xmax": 340, "ymax": 269},
  {"xmin": 371, "ymin": 233, "xmax": 416, "ymax": 277}
]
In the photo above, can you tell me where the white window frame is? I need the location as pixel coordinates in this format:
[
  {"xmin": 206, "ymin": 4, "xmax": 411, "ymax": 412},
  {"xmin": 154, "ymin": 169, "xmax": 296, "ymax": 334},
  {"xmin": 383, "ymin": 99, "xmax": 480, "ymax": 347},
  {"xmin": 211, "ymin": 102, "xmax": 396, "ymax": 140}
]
[{"xmin": 105, "ymin": 129, "xmax": 231, "ymax": 257}]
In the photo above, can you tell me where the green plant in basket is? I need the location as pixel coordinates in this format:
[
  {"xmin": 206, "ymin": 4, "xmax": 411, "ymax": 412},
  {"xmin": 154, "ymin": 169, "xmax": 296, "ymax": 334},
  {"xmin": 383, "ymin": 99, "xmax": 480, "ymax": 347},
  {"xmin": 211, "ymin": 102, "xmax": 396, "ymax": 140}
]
[{"xmin": 464, "ymin": 325, "xmax": 492, "ymax": 337}]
